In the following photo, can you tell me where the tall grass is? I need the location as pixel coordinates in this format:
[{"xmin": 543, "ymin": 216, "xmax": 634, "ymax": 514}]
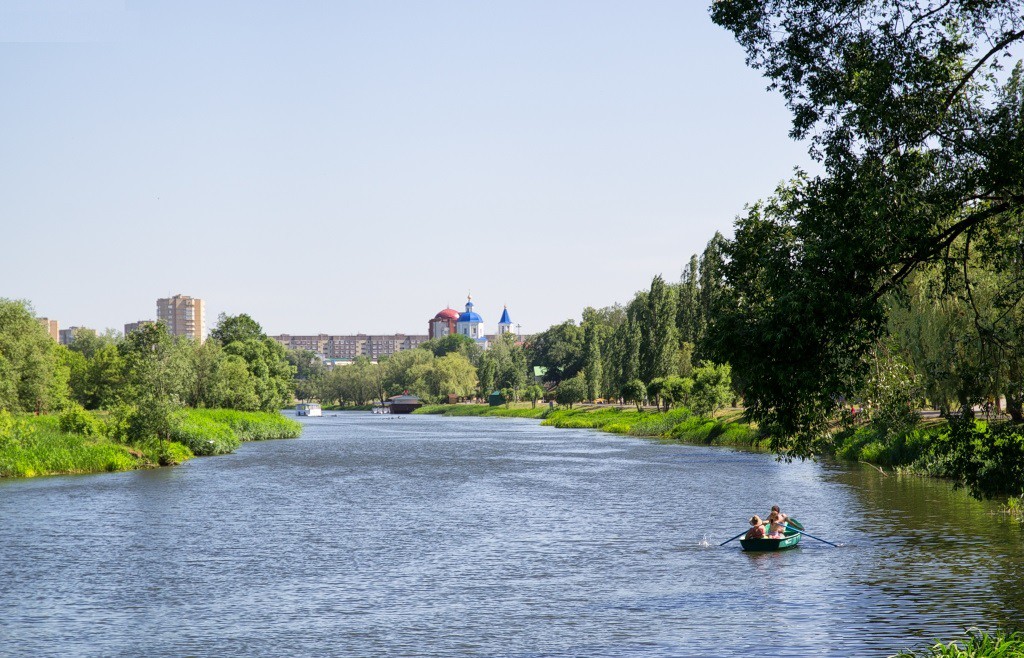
[
  {"xmin": 187, "ymin": 409, "xmax": 302, "ymax": 441},
  {"xmin": 414, "ymin": 404, "xmax": 549, "ymax": 418},
  {"xmin": 1, "ymin": 408, "xmax": 300, "ymax": 478},
  {"xmin": 170, "ymin": 413, "xmax": 240, "ymax": 456},
  {"xmin": 0, "ymin": 413, "xmax": 143, "ymax": 477},
  {"xmin": 892, "ymin": 629, "xmax": 1024, "ymax": 657}
]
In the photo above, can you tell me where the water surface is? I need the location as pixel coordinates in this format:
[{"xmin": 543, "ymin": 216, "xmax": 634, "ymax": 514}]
[{"xmin": 1, "ymin": 413, "xmax": 1021, "ymax": 657}]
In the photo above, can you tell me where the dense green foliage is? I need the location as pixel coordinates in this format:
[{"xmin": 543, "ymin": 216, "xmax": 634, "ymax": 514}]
[
  {"xmin": 0, "ymin": 300, "xmax": 69, "ymax": 413},
  {"xmin": 0, "ymin": 301, "xmax": 302, "ymax": 478},
  {"xmin": 707, "ymin": 1, "xmax": 1024, "ymax": 457}
]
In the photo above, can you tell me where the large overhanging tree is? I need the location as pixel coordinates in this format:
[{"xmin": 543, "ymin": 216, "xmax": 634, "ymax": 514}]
[{"xmin": 708, "ymin": 1, "xmax": 1024, "ymax": 456}]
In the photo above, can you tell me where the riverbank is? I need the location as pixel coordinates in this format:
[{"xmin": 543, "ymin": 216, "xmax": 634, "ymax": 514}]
[
  {"xmin": 414, "ymin": 404, "xmax": 765, "ymax": 448},
  {"xmin": 0, "ymin": 408, "xmax": 301, "ymax": 478}
]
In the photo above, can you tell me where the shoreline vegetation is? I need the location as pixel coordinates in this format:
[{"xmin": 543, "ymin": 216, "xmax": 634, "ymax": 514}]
[
  {"xmin": 0, "ymin": 408, "xmax": 301, "ymax": 479},
  {"xmin": 414, "ymin": 403, "xmax": 762, "ymax": 447}
]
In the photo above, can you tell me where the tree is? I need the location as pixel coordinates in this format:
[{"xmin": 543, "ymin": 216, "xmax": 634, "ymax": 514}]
[
  {"xmin": 710, "ymin": 1, "xmax": 1024, "ymax": 456},
  {"xmin": 0, "ymin": 299, "xmax": 70, "ymax": 413},
  {"xmin": 382, "ymin": 349, "xmax": 434, "ymax": 398},
  {"xmin": 427, "ymin": 353, "xmax": 478, "ymax": 400},
  {"xmin": 209, "ymin": 313, "xmax": 264, "ymax": 346},
  {"xmin": 690, "ymin": 362, "xmax": 734, "ymax": 418},
  {"xmin": 646, "ymin": 378, "xmax": 665, "ymax": 412},
  {"xmin": 207, "ymin": 354, "xmax": 261, "ymax": 410},
  {"xmin": 661, "ymin": 376, "xmax": 693, "ymax": 412},
  {"xmin": 71, "ymin": 342, "xmax": 126, "ymax": 410},
  {"xmin": 526, "ymin": 321, "xmax": 583, "ymax": 384},
  {"xmin": 66, "ymin": 328, "xmax": 119, "ymax": 360},
  {"xmin": 420, "ymin": 333, "xmax": 483, "ymax": 365},
  {"xmin": 118, "ymin": 323, "xmax": 184, "ymax": 442},
  {"xmin": 555, "ymin": 375, "xmax": 587, "ymax": 409},
  {"xmin": 677, "ymin": 255, "xmax": 703, "ymax": 348},
  {"xmin": 622, "ymin": 379, "xmax": 647, "ymax": 412},
  {"xmin": 581, "ymin": 307, "xmax": 608, "ymax": 401},
  {"xmin": 288, "ymin": 347, "xmax": 325, "ymax": 402},
  {"xmin": 524, "ymin": 384, "xmax": 545, "ymax": 409},
  {"xmin": 212, "ymin": 314, "xmax": 294, "ymax": 411},
  {"xmin": 639, "ymin": 276, "xmax": 678, "ymax": 384}
]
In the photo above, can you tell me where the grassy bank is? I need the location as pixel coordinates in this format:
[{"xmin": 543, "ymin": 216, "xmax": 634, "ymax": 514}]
[
  {"xmin": 414, "ymin": 404, "xmax": 764, "ymax": 447},
  {"xmin": 0, "ymin": 412, "xmax": 151, "ymax": 478},
  {"xmin": 0, "ymin": 408, "xmax": 302, "ymax": 478},
  {"xmin": 415, "ymin": 404, "xmax": 549, "ymax": 418}
]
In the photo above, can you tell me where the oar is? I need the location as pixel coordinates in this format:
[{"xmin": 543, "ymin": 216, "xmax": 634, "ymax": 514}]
[
  {"xmin": 786, "ymin": 527, "xmax": 839, "ymax": 547},
  {"xmin": 719, "ymin": 530, "xmax": 750, "ymax": 546}
]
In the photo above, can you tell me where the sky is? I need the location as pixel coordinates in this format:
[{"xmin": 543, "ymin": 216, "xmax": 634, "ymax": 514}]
[{"xmin": 1, "ymin": 0, "xmax": 814, "ymax": 336}]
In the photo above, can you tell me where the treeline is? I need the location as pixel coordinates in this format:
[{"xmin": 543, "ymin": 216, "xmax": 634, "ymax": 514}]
[
  {"xmin": 524, "ymin": 235, "xmax": 733, "ymax": 415},
  {"xmin": 289, "ymin": 333, "xmax": 538, "ymax": 406}
]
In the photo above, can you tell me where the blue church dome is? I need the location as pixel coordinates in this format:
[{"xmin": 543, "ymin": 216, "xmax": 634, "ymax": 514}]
[
  {"xmin": 498, "ymin": 307, "xmax": 512, "ymax": 324},
  {"xmin": 458, "ymin": 311, "xmax": 483, "ymax": 323}
]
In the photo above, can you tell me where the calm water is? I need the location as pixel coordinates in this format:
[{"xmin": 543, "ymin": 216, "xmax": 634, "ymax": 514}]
[{"xmin": 2, "ymin": 413, "xmax": 1022, "ymax": 657}]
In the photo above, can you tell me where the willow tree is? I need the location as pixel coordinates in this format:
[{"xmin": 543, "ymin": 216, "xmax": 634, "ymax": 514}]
[{"xmin": 710, "ymin": 1, "xmax": 1024, "ymax": 456}]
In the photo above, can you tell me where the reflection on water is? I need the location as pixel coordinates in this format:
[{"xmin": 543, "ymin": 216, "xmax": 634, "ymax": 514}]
[{"xmin": 1, "ymin": 413, "xmax": 1020, "ymax": 657}]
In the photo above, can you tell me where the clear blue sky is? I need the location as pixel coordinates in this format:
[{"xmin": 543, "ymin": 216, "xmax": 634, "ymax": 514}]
[{"xmin": 1, "ymin": 0, "xmax": 813, "ymax": 336}]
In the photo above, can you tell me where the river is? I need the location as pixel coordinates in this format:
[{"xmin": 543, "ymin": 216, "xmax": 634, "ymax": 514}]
[{"xmin": 1, "ymin": 413, "xmax": 1022, "ymax": 657}]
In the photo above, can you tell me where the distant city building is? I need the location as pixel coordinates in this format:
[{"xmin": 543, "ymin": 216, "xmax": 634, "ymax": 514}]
[
  {"xmin": 272, "ymin": 334, "xmax": 429, "ymax": 362},
  {"xmin": 157, "ymin": 294, "xmax": 205, "ymax": 340},
  {"xmin": 37, "ymin": 318, "xmax": 59, "ymax": 341},
  {"xmin": 124, "ymin": 320, "xmax": 155, "ymax": 336},
  {"xmin": 428, "ymin": 308, "xmax": 459, "ymax": 340},
  {"xmin": 59, "ymin": 326, "xmax": 87, "ymax": 345}
]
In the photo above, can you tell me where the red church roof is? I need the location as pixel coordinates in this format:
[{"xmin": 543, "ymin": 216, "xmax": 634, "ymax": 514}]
[{"xmin": 434, "ymin": 308, "xmax": 459, "ymax": 320}]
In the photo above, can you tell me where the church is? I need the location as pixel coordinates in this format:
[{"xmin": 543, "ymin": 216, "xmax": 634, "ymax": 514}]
[{"xmin": 428, "ymin": 295, "xmax": 517, "ymax": 348}]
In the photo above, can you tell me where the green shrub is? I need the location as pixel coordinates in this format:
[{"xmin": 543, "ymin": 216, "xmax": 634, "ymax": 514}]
[
  {"xmin": 187, "ymin": 409, "xmax": 302, "ymax": 441},
  {"xmin": 58, "ymin": 404, "xmax": 102, "ymax": 437}
]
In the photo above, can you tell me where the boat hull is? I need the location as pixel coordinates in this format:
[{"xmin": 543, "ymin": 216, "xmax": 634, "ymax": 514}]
[{"xmin": 739, "ymin": 518, "xmax": 803, "ymax": 551}]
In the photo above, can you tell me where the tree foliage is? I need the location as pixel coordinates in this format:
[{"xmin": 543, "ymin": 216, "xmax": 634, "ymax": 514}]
[
  {"xmin": 0, "ymin": 299, "xmax": 69, "ymax": 413},
  {"xmin": 710, "ymin": 0, "xmax": 1024, "ymax": 456}
]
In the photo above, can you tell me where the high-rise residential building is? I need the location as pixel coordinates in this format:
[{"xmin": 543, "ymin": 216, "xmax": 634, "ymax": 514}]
[
  {"xmin": 37, "ymin": 317, "xmax": 59, "ymax": 341},
  {"xmin": 157, "ymin": 294, "xmax": 205, "ymax": 340}
]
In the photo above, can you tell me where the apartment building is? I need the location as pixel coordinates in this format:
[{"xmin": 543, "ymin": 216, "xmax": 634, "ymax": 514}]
[
  {"xmin": 156, "ymin": 294, "xmax": 205, "ymax": 340},
  {"xmin": 273, "ymin": 333, "xmax": 429, "ymax": 361}
]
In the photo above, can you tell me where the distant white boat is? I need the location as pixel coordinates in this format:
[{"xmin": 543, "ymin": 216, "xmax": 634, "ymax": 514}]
[
  {"xmin": 296, "ymin": 403, "xmax": 322, "ymax": 417},
  {"xmin": 372, "ymin": 404, "xmax": 390, "ymax": 414}
]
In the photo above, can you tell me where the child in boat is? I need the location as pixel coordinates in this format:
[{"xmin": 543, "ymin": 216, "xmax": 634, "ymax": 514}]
[
  {"xmin": 769, "ymin": 504, "xmax": 788, "ymax": 524},
  {"xmin": 745, "ymin": 515, "xmax": 765, "ymax": 540},
  {"xmin": 766, "ymin": 510, "xmax": 786, "ymax": 539}
]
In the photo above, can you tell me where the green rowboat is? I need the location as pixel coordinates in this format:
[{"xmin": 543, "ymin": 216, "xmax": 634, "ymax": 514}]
[{"xmin": 739, "ymin": 518, "xmax": 803, "ymax": 552}]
